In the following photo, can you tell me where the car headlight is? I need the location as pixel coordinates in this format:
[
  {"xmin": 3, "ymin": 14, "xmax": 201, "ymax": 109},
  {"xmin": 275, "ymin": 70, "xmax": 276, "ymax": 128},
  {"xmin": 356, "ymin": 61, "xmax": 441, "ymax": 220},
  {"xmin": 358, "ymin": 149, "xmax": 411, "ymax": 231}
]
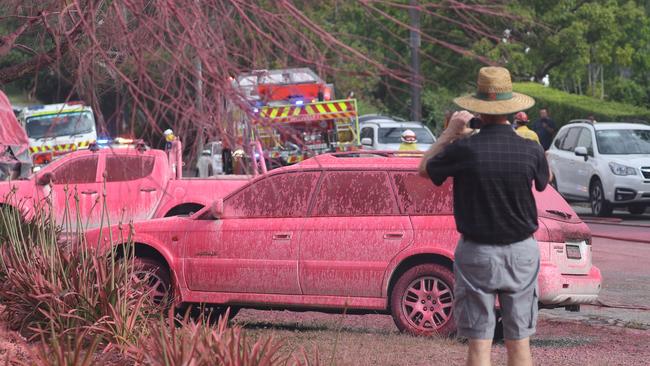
[{"xmin": 609, "ymin": 162, "xmax": 637, "ymax": 176}]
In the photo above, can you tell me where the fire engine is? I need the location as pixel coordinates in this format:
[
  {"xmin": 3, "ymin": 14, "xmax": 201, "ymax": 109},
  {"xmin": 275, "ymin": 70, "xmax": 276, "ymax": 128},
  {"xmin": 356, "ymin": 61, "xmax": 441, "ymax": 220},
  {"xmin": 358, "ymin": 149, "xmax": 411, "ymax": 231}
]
[
  {"xmin": 233, "ymin": 68, "xmax": 359, "ymax": 173},
  {"xmin": 18, "ymin": 102, "xmax": 98, "ymax": 167}
]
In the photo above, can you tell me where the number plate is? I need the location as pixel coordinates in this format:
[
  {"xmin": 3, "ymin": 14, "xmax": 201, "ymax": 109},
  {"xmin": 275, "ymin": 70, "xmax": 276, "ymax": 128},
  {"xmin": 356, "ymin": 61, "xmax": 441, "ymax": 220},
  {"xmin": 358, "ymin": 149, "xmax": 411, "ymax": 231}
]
[{"xmin": 566, "ymin": 244, "xmax": 582, "ymax": 260}]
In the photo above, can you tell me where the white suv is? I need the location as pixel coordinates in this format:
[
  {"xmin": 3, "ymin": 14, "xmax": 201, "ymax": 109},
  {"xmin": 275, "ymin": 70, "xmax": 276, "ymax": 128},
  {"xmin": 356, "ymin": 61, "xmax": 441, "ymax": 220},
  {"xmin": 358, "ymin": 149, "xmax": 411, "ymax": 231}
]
[{"xmin": 547, "ymin": 121, "xmax": 650, "ymax": 216}]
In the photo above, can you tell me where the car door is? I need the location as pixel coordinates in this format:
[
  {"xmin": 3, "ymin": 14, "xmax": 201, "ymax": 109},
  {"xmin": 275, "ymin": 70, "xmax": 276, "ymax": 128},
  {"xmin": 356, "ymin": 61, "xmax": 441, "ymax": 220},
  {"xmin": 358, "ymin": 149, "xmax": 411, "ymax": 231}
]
[
  {"xmin": 299, "ymin": 170, "xmax": 413, "ymax": 297},
  {"xmin": 102, "ymin": 153, "xmax": 162, "ymax": 225},
  {"xmin": 43, "ymin": 155, "xmax": 101, "ymax": 230},
  {"xmin": 183, "ymin": 170, "xmax": 320, "ymax": 294},
  {"xmin": 554, "ymin": 127, "xmax": 581, "ymax": 197},
  {"xmin": 567, "ymin": 128, "xmax": 595, "ymax": 198},
  {"xmin": 391, "ymin": 170, "xmax": 457, "ymax": 251}
]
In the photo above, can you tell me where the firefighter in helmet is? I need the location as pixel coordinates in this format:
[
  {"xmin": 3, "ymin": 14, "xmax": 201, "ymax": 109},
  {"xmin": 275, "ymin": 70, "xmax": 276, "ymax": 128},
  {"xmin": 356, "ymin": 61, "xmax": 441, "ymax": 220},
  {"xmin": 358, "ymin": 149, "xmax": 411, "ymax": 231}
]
[
  {"xmin": 398, "ymin": 129, "xmax": 419, "ymax": 151},
  {"xmin": 513, "ymin": 112, "xmax": 540, "ymax": 144}
]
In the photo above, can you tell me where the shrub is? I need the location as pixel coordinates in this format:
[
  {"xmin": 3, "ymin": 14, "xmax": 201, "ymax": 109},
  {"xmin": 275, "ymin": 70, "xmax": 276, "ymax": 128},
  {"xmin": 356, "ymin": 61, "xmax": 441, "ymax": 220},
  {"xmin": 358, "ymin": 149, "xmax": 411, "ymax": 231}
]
[
  {"xmin": 513, "ymin": 82, "xmax": 650, "ymax": 126},
  {"xmin": 0, "ymin": 202, "xmax": 158, "ymax": 347},
  {"xmin": 127, "ymin": 312, "xmax": 288, "ymax": 366}
]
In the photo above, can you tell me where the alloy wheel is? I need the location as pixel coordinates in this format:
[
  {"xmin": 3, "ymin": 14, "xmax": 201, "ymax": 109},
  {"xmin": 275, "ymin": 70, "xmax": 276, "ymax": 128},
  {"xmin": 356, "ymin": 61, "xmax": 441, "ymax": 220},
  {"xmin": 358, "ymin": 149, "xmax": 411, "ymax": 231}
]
[{"xmin": 401, "ymin": 276, "xmax": 453, "ymax": 332}]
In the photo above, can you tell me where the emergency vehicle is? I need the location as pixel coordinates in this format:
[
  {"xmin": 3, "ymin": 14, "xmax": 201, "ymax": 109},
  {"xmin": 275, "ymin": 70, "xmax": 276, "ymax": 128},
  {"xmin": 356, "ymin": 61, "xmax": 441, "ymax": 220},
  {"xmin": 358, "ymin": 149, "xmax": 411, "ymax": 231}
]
[
  {"xmin": 18, "ymin": 102, "xmax": 98, "ymax": 166},
  {"xmin": 233, "ymin": 68, "xmax": 359, "ymax": 172}
]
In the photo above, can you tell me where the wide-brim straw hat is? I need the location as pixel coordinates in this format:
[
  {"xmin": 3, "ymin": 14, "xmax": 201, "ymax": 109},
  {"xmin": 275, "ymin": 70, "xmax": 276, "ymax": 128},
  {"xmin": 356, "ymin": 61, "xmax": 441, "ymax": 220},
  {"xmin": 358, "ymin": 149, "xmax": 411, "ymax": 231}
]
[{"xmin": 454, "ymin": 67, "xmax": 534, "ymax": 115}]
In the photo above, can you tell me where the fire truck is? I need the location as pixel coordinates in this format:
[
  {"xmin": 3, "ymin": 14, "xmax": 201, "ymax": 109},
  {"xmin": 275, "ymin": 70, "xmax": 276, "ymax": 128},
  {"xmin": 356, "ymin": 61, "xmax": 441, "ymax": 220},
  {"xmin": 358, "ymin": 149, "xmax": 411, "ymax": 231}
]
[
  {"xmin": 233, "ymin": 68, "xmax": 359, "ymax": 173},
  {"xmin": 18, "ymin": 102, "xmax": 98, "ymax": 167}
]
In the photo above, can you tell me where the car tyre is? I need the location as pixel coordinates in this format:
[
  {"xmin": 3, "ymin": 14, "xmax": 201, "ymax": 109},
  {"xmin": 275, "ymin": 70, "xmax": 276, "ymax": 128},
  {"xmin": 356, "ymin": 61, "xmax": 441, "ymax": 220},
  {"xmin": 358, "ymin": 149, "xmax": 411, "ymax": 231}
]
[
  {"xmin": 390, "ymin": 263, "xmax": 455, "ymax": 337},
  {"xmin": 590, "ymin": 179, "xmax": 613, "ymax": 217},
  {"xmin": 628, "ymin": 204, "xmax": 646, "ymax": 215},
  {"xmin": 131, "ymin": 257, "xmax": 172, "ymax": 307}
]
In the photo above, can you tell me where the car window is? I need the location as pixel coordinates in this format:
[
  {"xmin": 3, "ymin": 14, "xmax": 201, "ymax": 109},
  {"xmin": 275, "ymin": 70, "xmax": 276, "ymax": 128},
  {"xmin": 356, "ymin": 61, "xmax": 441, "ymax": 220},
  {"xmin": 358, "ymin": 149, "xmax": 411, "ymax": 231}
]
[
  {"xmin": 575, "ymin": 128, "xmax": 593, "ymax": 154},
  {"xmin": 378, "ymin": 127, "xmax": 435, "ymax": 144},
  {"xmin": 596, "ymin": 129, "xmax": 650, "ymax": 154},
  {"xmin": 105, "ymin": 155, "xmax": 155, "ymax": 182},
  {"xmin": 553, "ymin": 128, "xmax": 568, "ymax": 149},
  {"xmin": 392, "ymin": 172, "xmax": 453, "ymax": 215},
  {"xmin": 312, "ymin": 171, "xmax": 398, "ymax": 216},
  {"xmin": 52, "ymin": 156, "xmax": 98, "ymax": 184},
  {"xmin": 223, "ymin": 171, "xmax": 320, "ymax": 218},
  {"xmin": 360, "ymin": 127, "xmax": 374, "ymax": 140},
  {"xmin": 561, "ymin": 127, "xmax": 581, "ymax": 151}
]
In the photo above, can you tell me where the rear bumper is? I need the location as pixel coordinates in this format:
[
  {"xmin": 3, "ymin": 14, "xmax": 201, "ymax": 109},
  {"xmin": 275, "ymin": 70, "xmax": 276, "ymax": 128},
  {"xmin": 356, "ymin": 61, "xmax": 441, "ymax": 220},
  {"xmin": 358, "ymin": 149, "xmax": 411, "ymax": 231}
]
[{"xmin": 538, "ymin": 264, "xmax": 602, "ymax": 306}]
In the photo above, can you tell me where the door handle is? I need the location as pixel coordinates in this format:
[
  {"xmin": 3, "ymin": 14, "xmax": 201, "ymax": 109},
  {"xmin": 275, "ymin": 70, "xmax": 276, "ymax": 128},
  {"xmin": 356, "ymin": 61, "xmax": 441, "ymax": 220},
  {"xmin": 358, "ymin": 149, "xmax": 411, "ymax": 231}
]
[
  {"xmin": 384, "ymin": 232, "xmax": 404, "ymax": 240},
  {"xmin": 272, "ymin": 233, "xmax": 292, "ymax": 240},
  {"xmin": 140, "ymin": 187, "xmax": 157, "ymax": 192},
  {"xmin": 81, "ymin": 190, "xmax": 97, "ymax": 195}
]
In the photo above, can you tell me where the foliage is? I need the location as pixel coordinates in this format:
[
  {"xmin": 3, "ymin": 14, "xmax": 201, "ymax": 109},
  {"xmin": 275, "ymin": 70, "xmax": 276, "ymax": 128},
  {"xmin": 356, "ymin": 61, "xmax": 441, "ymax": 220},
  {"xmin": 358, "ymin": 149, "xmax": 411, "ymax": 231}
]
[
  {"xmin": 513, "ymin": 82, "xmax": 650, "ymax": 125},
  {"xmin": 127, "ymin": 311, "xmax": 319, "ymax": 366},
  {"xmin": 0, "ymin": 202, "xmax": 158, "ymax": 346}
]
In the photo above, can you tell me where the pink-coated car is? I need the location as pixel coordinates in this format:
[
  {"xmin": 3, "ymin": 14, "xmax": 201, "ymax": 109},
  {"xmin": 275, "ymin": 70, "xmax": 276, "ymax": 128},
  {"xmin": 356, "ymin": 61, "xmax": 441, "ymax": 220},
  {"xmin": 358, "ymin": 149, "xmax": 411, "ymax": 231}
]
[
  {"xmin": 0, "ymin": 147, "xmax": 248, "ymax": 230},
  {"xmin": 85, "ymin": 152, "xmax": 602, "ymax": 336}
]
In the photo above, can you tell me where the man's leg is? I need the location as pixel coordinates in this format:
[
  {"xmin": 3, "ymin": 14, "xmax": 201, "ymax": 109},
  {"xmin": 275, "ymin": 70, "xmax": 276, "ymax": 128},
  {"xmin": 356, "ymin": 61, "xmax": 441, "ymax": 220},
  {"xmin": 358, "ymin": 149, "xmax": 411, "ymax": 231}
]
[
  {"xmin": 467, "ymin": 339, "xmax": 492, "ymax": 366},
  {"xmin": 505, "ymin": 337, "xmax": 532, "ymax": 366}
]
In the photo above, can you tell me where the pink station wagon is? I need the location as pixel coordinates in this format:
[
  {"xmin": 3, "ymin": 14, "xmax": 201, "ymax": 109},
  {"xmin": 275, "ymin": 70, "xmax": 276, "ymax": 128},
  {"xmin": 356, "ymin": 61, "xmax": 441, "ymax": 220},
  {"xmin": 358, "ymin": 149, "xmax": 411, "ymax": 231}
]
[{"xmin": 85, "ymin": 152, "xmax": 602, "ymax": 336}]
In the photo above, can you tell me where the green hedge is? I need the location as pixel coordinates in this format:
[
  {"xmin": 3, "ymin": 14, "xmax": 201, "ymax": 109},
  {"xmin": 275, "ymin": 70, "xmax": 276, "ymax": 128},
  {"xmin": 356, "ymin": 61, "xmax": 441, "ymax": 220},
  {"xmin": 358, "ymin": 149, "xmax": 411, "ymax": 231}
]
[{"xmin": 513, "ymin": 82, "xmax": 650, "ymax": 127}]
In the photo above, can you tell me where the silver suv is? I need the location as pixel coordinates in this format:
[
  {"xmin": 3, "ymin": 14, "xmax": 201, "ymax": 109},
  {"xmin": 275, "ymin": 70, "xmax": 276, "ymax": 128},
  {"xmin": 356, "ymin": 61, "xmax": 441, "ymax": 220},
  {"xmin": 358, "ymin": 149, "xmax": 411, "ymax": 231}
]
[
  {"xmin": 359, "ymin": 115, "xmax": 436, "ymax": 151},
  {"xmin": 546, "ymin": 121, "xmax": 650, "ymax": 216}
]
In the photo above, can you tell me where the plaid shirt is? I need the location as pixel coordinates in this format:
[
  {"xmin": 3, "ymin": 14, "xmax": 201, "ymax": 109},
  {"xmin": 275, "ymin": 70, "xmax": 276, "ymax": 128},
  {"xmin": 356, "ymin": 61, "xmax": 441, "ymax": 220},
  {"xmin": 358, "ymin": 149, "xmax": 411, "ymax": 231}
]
[{"xmin": 426, "ymin": 124, "xmax": 549, "ymax": 244}]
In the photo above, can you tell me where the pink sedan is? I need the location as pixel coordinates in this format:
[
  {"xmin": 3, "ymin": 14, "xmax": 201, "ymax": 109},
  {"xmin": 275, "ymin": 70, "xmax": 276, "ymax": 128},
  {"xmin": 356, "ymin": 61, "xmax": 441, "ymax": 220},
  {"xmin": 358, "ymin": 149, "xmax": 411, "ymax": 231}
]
[{"xmin": 85, "ymin": 152, "xmax": 601, "ymax": 336}]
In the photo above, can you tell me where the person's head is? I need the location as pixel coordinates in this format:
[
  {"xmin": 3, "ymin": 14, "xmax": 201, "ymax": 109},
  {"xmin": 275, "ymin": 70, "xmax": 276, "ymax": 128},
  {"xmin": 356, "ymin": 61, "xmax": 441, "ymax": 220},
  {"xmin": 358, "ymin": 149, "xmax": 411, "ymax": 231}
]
[
  {"xmin": 163, "ymin": 129, "xmax": 175, "ymax": 142},
  {"xmin": 401, "ymin": 129, "xmax": 417, "ymax": 144},
  {"xmin": 452, "ymin": 67, "xmax": 534, "ymax": 122},
  {"xmin": 514, "ymin": 111, "xmax": 529, "ymax": 127},
  {"xmin": 539, "ymin": 108, "xmax": 548, "ymax": 118}
]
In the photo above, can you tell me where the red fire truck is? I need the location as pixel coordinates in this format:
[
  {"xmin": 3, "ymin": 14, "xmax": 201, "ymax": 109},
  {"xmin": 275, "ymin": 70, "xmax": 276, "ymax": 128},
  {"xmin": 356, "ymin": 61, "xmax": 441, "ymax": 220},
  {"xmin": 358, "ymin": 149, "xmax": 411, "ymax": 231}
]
[{"xmin": 233, "ymin": 68, "xmax": 360, "ymax": 173}]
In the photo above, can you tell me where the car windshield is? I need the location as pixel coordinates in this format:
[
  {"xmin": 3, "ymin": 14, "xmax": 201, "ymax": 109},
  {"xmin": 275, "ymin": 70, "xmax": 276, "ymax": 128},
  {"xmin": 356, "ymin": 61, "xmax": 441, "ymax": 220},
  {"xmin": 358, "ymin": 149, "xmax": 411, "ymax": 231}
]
[
  {"xmin": 26, "ymin": 111, "xmax": 95, "ymax": 139},
  {"xmin": 378, "ymin": 127, "xmax": 434, "ymax": 144},
  {"xmin": 595, "ymin": 129, "xmax": 650, "ymax": 154}
]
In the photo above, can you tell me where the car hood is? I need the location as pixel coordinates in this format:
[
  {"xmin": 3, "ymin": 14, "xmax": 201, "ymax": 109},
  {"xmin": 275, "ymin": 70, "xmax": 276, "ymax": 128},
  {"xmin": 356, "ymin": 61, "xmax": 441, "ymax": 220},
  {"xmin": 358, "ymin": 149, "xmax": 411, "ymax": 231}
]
[{"xmin": 602, "ymin": 155, "xmax": 650, "ymax": 167}]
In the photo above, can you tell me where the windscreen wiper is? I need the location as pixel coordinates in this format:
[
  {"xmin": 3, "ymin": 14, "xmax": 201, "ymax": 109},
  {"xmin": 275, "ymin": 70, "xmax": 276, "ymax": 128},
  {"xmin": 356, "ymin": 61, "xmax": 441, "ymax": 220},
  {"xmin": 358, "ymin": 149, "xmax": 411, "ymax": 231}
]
[{"xmin": 545, "ymin": 209, "xmax": 572, "ymax": 219}]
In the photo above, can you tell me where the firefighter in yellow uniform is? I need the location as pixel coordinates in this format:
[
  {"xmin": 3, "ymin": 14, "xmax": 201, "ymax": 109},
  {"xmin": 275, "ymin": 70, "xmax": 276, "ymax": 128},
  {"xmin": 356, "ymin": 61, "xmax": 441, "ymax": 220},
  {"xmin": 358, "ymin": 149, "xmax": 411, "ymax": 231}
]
[
  {"xmin": 513, "ymin": 112, "xmax": 540, "ymax": 144},
  {"xmin": 398, "ymin": 129, "xmax": 419, "ymax": 151}
]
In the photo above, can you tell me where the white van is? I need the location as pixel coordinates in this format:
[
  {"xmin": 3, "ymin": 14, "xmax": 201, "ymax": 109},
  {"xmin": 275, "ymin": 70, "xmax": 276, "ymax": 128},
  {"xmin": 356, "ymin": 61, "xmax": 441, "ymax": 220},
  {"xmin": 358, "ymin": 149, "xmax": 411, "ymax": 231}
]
[
  {"xmin": 18, "ymin": 102, "xmax": 97, "ymax": 166},
  {"xmin": 359, "ymin": 115, "xmax": 436, "ymax": 151}
]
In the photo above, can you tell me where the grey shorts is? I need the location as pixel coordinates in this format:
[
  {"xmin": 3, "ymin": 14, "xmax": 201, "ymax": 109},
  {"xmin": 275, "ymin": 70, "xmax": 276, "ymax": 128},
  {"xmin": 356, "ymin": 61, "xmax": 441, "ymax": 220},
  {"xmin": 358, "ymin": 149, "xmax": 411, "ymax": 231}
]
[{"xmin": 454, "ymin": 236, "xmax": 540, "ymax": 340}]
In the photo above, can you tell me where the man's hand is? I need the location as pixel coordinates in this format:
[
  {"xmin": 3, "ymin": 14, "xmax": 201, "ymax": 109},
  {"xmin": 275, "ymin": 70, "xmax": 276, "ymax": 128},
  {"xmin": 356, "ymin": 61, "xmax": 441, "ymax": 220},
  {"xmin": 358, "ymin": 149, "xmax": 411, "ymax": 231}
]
[{"xmin": 418, "ymin": 111, "xmax": 473, "ymax": 177}]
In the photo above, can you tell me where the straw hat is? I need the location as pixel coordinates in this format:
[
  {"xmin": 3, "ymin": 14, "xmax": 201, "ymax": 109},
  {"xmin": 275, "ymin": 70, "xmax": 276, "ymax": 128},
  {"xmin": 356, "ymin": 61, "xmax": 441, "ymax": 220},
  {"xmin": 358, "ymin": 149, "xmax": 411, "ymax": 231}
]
[{"xmin": 454, "ymin": 67, "xmax": 534, "ymax": 115}]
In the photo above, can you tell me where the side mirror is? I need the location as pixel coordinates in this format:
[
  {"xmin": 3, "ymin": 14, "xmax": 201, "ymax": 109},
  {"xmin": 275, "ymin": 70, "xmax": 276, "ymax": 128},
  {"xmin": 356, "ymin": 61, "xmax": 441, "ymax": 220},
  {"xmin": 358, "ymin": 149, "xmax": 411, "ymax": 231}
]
[
  {"xmin": 574, "ymin": 146, "xmax": 588, "ymax": 161},
  {"xmin": 361, "ymin": 137, "xmax": 372, "ymax": 146},
  {"xmin": 210, "ymin": 199, "xmax": 224, "ymax": 219},
  {"xmin": 37, "ymin": 172, "xmax": 54, "ymax": 186}
]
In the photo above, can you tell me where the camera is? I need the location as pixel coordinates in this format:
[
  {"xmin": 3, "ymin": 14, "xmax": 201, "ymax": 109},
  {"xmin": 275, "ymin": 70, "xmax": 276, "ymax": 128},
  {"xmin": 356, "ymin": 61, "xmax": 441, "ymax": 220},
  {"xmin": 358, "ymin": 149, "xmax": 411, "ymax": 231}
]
[{"xmin": 468, "ymin": 117, "xmax": 482, "ymax": 129}]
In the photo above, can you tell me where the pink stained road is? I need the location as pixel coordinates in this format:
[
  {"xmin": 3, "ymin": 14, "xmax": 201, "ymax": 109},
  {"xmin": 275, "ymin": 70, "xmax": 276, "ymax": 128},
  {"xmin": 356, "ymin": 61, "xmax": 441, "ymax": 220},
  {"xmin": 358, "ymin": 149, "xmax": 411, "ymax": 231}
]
[{"xmin": 586, "ymin": 221, "xmax": 650, "ymax": 244}]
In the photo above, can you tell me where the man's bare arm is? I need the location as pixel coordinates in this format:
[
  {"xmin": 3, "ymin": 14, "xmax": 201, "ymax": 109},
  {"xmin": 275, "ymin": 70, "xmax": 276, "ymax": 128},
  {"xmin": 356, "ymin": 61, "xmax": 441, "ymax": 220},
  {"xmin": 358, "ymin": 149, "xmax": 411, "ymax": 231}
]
[{"xmin": 418, "ymin": 111, "xmax": 474, "ymax": 177}]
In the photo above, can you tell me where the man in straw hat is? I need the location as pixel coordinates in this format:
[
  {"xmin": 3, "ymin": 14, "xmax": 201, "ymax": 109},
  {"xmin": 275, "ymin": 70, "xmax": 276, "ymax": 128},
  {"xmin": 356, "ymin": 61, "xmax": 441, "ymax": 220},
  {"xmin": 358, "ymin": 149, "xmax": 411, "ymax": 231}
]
[{"xmin": 419, "ymin": 67, "xmax": 548, "ymax": 366}]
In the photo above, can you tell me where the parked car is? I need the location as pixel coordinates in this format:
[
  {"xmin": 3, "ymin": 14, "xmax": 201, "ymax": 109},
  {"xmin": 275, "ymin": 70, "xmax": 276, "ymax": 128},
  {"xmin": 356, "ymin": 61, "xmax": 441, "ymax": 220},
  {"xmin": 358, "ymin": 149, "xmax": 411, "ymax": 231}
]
[
  {"xmin": 85, "ymin": 152, "xmax": 601, "ymax": 336},
  {"xmin": 0, "ymin": 147, "xmax": 249, "ymax": 230},
  {"xmin": 359, "ymin": 115, "xmax": 436, "ymax": 151},
  {"xmin": 547, "ymin": 121, "xmax": 650, "ymax": 216}
]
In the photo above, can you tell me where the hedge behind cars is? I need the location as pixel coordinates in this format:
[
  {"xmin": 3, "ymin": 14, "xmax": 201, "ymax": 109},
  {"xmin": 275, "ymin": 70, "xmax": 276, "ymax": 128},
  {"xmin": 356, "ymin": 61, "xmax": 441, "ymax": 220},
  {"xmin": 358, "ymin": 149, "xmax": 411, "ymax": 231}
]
[{"xmin": 513, "ymin": 82, "xmax": 650, "ymax": 127}]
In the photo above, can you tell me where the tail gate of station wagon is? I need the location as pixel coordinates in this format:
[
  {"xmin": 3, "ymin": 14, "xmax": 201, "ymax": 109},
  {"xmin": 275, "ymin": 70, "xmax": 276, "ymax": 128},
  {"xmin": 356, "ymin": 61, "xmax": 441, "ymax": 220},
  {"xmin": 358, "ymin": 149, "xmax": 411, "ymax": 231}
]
[{"xmin": 85, "ymin": 153, "xmax": 602, "ymax": 336}]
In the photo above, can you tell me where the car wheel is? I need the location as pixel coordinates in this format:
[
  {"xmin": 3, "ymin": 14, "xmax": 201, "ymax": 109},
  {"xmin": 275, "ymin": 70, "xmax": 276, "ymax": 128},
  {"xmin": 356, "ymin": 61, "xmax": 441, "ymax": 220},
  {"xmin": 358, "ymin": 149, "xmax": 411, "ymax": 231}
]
[
  {"xmin": 131, "ymin": 257, "xmax": 172, "ymax": 306},
  {"xmin": 590, "ymin": 179, "xmax": 613, "ymax": 217},
  {"xmin": 207, "ymin": 165, "xmax": 214, "ymax": 177},
  {"xmin": 390, "ymin": 263, "xmax": 455, "ymax": 337},
  {"xmin": 628, "ymin": 204, "xmax": 647, "ymax": 215}
]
